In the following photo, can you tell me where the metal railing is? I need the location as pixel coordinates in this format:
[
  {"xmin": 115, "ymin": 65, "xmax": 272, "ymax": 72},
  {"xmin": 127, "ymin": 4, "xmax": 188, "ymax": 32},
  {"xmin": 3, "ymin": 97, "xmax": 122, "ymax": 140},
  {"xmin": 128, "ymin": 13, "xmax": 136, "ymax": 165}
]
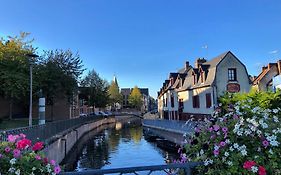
[
  {"xmin": 0, "ymin": 116, "xmax": 104, "ymax": 143},
  {"xmin": 61, "ymin": 162, "xmax": 203, "ymax": 175},
  {"xmin": 142, "ymin": 119, "xmax": 199, "ymax": 134}
]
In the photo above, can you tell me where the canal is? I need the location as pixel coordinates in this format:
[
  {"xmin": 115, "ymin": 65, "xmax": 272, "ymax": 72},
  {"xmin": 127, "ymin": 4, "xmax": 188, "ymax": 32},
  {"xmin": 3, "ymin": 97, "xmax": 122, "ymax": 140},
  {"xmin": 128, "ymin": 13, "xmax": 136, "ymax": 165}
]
[{"xmin": 62, "ymin": 118, "xmax": 179, "ymax": 173}]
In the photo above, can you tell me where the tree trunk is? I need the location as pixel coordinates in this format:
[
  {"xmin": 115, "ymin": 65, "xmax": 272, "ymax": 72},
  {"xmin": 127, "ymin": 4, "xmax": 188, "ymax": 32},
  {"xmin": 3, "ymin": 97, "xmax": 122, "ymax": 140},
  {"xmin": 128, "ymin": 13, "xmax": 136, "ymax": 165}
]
[{"xmin": 9, "ymin": 99, "xmax": 13, "ymax": 120}]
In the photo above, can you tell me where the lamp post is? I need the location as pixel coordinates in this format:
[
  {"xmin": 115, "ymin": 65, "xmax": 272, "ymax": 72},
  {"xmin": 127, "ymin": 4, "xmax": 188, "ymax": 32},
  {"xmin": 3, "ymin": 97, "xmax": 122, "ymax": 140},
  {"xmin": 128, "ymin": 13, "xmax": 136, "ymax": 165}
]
[{"xmin": 26, "ymin": 53, "xmax": 39, "ymax": 127}]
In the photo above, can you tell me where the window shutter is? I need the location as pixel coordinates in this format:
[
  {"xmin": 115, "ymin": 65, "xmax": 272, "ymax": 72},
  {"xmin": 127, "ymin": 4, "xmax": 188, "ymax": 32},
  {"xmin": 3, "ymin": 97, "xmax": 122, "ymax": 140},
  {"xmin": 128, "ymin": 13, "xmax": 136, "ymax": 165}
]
[{"xmin": 206, "ymin": 93, "xmax": 212, "ymax": 108}]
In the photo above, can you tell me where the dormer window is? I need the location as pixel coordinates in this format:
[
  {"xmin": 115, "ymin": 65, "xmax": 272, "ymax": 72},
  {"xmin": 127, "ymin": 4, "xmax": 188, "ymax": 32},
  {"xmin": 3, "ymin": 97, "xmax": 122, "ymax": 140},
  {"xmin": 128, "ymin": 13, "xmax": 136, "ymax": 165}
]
[
  {"xmin": 193, "ymin": 74, "xmax": 197, "ymax": 85},
  {"xmin": 200, "ymin": 71, "xmax": 204, "ymax": 83}
]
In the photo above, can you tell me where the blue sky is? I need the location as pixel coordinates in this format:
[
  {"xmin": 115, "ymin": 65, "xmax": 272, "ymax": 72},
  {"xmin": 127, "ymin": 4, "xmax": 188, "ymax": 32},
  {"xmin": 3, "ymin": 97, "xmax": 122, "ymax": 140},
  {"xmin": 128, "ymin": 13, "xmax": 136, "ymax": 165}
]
[{"xmin": 0, "ymin": 0, "xmax": 281, "ymax": 98}]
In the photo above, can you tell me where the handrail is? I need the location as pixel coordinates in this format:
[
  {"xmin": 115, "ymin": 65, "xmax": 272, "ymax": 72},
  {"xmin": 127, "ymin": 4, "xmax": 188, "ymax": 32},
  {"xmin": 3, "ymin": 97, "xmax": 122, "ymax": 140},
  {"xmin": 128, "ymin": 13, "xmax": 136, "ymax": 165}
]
[{"xmin": 61, "ymin": 162, "xmax": 203, "ymax": 175}]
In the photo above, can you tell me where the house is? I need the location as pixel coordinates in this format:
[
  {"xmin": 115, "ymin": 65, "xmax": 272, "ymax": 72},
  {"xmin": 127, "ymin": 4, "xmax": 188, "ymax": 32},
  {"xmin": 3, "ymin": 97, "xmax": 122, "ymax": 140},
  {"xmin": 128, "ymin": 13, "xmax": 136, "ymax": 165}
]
[
  {"xmin": 121, "ymin": 88, "xmax": 150, "ymax": 112},
  {"xmin": 252, "ymin": 60, "xmax": 281, "ymax": 91},
  {"xmin": 158, "ymin": 51, "xmax": 251, "ymax": 120}
]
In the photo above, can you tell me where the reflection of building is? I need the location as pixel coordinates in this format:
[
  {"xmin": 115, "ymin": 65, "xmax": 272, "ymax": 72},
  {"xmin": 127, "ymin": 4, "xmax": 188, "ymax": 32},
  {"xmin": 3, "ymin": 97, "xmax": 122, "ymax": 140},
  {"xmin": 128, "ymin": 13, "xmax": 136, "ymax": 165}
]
[
  {"xmin": 121, "ymin": 88, "xmax": 150, "ymax": 112},
  {"xmin": 158, "ymin": 51, "xmax": 251, "ymax": 120},
  {"xmin": 252, "ymin": 60, "xmax": 281, "ymax": 91}
]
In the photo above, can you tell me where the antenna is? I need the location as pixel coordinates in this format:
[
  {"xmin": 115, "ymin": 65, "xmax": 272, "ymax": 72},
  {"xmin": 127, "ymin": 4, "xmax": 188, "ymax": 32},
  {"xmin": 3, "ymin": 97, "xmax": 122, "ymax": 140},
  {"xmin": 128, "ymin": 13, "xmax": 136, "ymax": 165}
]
[{"xmin": 202, "ymin": 45, "xmax": 208, "ymax": 59}]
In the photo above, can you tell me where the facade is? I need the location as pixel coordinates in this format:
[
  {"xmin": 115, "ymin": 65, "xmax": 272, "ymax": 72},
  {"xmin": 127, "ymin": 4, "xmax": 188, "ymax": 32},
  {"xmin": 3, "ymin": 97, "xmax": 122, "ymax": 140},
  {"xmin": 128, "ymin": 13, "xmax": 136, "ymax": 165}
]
[
  {"xmin": 121, "ymin": 88, "xmax": 150, "ymax": 112},
  {"xmin": 158, "ymin": 51, "xmax": 251, "ymax": 120},
  {"xmin": 252, "ymin": 60, "xmax": 281, "ymax": 91}
]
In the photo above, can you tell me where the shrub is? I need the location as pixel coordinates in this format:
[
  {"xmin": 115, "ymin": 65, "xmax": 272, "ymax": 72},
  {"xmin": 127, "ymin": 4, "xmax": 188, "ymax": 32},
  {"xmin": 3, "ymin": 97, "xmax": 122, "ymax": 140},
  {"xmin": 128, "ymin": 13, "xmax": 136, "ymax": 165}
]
[
  {"xmin": 185, "ymin": 91, "xmax": 281, "ymax": 174},
  {"xmin": 0, "ymin": 134, "xmax": 61, "ymax": 175}
]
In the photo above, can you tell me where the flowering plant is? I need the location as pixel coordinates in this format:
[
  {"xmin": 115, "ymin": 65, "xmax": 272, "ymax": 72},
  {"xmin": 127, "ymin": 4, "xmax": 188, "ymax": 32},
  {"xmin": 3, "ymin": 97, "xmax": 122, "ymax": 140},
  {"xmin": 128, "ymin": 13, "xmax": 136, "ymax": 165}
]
[
  {"xmin": 185, "ymin": 91, "xmax": 281, "ymax": 174},
  {"xmin": 0, "ymin": 133, "xmax": 61, "ymax": 175}
]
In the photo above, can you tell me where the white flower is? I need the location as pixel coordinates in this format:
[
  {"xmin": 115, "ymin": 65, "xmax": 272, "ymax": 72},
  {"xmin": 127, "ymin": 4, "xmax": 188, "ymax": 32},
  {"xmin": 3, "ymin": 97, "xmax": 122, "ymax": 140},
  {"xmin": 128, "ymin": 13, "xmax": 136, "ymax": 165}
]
[
  {"xmin": 251, "ymin": 166, "xmax": 258, "ymax": 173},
  {"xmin": 209, "ymin": 159, "xmax": 213, "ymax": 164},
  {"xmin": 204, "ymin": 160, "xmax": 209, "ymax": 166},
  {"xmin": 32, "ymin": 167, "xmax": 36, "ymax": 171},
  {"xmin": 15, "ymin": 169, "xmax": 20, "ymax": 175},
  {"xmin": 270, "ymin": 140, "xmax": 279, "ymax": 147},
  {"xmin": 10, "ymin": 158, "xmax": 16, "ymax": 165},
  {"xmin": 214, "ymin": 145, "xmax": 220, "ymax": 151},
  {"xmin": 273, "ymin": 116, "xmax": 279, "ymax": 122},
  {"xmin": 229, "ymin": 146, "xmax": 234, "ymax": 151},
  {"xmin": 224, "ymin": 152, "xmax": 229, "ymax": 157},
  {"xmin": 269, "ymin": 149, "xmax": 273, "ymax": 154},
  {"xmin": 225, "ymin": 139, "xmax": 230, "ymax": 144},
  {"xmin": 261, "ymin": 122, "xmax": 268, "ymax": 129},
  {"xmin": 31, "ymin": 172, "xmax": 35, "ymax": 175},
  {"xmin": 227, "ymin": 161, "xmax": 233, "ymax": 166},
  {"xmin": 256, "ymin": 130, "xmax": 262, "ymax": 135},
  {"xmin": 273, "ymin": 109, "xmax": 278, "ymax": 113},
  {"xmin": 200, "ymin": 149, "xmax": 204, "ymax": 155},
  {"xmin": 241, "ymin": 149, "xmax": 247, "ymax": 156},
  {"xmin": 237, "ymin": 130, "xmax": 243, "ymax": 136},
  {"xmin": 8, "ymin": 167, "xmax": 15, "ymax": 173},
  {"xmin": 233, "ymin": 143, "xmax": 239, "ymax": 149}
]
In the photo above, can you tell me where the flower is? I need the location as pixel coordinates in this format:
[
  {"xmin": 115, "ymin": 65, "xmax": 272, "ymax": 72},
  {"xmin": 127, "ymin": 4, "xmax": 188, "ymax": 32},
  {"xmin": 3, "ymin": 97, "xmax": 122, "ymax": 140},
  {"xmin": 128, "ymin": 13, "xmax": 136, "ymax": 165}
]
[
  {"xmin": 262, "ymin": 140, "xmax": 269, "ymax": 148},
  {"xmin": 243, "ymin": 160, "xmax": 256, "ymax": 170},
  {"xmin": 13, "ymin": 149, "xmax": 21, "ymax": 158},
  {"xmin": 8, "ymin": 134, "xmax": 17, "ymax": 143},
  {"xmin": 220, "ymin": 141, "xmax": 226, "ymax": 147},
  {"xmin": 213, "ymin": 125, "xmax": 220, "ymax": 131},
  {"xmin": 16, "ymin": 139, "xmax": 32, "ymax": 150},
  {"xmin": 258, "ymin": 166, "xmax": 266, "ymax": 175},
  {"xmin": 32, "ymin": 142, "xmax": 44, "ymax": 151},
  {"xmin": 54, "ymin": 166, "xmax": 61, "ymax": 174},
  {"xmin": 5, "ymin": 146, "xmax": 11, "ymax": 153},
  {"xmin": 213, "ymin": 150, "xmax": 219, "ymax": 156},
  {"xmin": 222, "ymin": 127, "xmax": 228, "ymax": 133},
  {"xmin": 50, "ymin": 160, "xmax": 56, "ymax": 166},
  {"xmin": 251, "ymin": 166, "xmax": 258, "ymax": 173},
  {"xmin": 35, "ymin": 155, "xmax": 41, "ymax": 160}
]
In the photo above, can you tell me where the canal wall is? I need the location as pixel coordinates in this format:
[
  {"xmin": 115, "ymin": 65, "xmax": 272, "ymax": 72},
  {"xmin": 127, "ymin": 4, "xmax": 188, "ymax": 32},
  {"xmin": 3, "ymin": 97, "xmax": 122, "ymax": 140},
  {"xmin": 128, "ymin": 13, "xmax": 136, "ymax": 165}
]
[{"xmin": 44, "ymin": 117, "xmax": 116, "ymax": 164}]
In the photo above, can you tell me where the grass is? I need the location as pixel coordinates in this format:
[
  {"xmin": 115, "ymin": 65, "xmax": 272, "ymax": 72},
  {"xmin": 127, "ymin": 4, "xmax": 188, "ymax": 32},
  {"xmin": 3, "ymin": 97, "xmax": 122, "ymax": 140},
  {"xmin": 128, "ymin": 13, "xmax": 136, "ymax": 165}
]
[{"xmin": 0, "ymin": 118, "xmax": 39, "ymax": 131}]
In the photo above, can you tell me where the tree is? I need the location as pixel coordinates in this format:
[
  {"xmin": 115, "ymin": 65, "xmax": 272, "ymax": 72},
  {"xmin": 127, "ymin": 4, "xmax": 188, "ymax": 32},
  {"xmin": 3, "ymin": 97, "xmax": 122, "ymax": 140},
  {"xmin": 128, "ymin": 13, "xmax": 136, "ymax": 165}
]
[
  {"xmin": 34, "ymin": 49, "xmax": 84, "ymax": 119},
  {"xmin": 81, "ymin": 69, "xmax": 109, "ymax": 108},
  {"xmin": 108, "ymin": 80, "xmax": 122, "ymax": 110},
  {"xmin": 0, "ymin": 32, "xmax": 35, "ymax": 119},
  {"xmin": 128, "ymin": 86, "xmax": 143, "ymax": 110}
]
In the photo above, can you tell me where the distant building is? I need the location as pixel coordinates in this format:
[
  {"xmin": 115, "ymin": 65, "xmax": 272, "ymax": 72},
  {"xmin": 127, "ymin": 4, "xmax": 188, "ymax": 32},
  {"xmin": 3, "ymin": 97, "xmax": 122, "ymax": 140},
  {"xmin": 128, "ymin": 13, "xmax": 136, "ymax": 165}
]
[
  {"xmin": 121, "ymin": 88, "xmax": 150, "ymax": 112},
  {"xmin": 158, "ymin": 51, "xmax": 251, "ymax": 120},
  {"xmin": 252, "ymin": 60, "xmax": 281, "ymax": 91}
]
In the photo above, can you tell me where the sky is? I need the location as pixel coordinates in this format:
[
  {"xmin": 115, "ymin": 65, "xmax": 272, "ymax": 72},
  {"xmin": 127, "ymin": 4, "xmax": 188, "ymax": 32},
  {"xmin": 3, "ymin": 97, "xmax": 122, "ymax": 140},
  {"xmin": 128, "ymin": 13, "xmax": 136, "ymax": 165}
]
[{"xmin": 0, "ymin": 0, "xmax": 281, "ymax": 98}]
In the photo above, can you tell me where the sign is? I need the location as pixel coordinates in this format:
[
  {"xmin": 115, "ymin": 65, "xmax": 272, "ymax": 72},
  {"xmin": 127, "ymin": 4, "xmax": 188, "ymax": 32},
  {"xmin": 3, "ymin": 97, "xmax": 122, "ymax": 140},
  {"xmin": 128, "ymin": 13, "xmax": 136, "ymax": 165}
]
[{"xmin": 227, "ymin": 83, "xmax": 240, "ymax": 93}]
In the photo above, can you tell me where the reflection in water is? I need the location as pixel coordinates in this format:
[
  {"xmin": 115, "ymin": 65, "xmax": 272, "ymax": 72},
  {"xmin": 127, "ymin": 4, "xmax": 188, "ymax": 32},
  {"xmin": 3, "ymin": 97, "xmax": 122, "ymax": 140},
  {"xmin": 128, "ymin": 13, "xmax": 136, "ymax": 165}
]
[{"xmin": 63, "ymin": 121, "xmax": 178, "ymax": 172}]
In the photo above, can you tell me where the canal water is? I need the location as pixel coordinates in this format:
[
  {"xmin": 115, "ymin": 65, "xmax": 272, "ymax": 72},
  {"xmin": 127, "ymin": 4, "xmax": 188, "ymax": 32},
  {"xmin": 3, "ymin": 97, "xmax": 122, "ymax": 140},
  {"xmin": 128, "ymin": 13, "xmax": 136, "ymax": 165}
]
[{"xmin": 62, "ymin": 119, "xmax": 179, "ymax": 173}]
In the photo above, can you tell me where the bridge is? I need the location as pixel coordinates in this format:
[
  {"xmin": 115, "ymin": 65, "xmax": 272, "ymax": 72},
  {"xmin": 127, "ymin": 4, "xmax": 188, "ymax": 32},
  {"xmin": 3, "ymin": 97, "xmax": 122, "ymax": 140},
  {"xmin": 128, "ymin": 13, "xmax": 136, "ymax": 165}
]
[{"xmin": 0, "ymin": 113, "xmax": 202, "ymax": 175}]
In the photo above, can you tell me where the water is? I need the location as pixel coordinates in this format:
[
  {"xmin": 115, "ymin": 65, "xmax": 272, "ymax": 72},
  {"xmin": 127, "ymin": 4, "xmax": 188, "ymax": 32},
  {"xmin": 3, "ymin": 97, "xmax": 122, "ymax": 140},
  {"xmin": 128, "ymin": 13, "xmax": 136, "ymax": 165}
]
[{"xmin": 62, "ymin": 121, "xmax": 179, "ymax": 173}]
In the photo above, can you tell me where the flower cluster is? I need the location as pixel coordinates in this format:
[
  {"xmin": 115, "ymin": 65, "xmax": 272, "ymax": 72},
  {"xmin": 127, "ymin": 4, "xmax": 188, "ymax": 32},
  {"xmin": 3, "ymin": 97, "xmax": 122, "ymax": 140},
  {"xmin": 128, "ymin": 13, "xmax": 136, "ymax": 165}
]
[
  {"xmin": 0, "ymin": 133, "xmax": 61, "ymax": 175},
  {"xmin": 185, "ymin": 91, "xmax": 281, "ymax": 174}
]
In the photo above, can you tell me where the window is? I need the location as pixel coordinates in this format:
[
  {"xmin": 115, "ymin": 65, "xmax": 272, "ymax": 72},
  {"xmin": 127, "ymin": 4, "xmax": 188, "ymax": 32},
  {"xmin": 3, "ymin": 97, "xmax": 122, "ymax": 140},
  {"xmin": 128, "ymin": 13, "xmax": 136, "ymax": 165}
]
[
  {"xmin": 165, "ymin": 98, "xmax": 168, "ymax": 107},
  {"xmin": 228, "ymin": 68, "xmax": 237, "ymax": 81},
  {"xmin": 193, "ymin": 75, "xmax": 196, "ymax": 85},
  {"xmin": 171, "ymin": 94, "xmax": 174, "ymax": 108},
  {"xmin": 201, "ymin": 72, "xmax": 204, "ymax": 83},
  {"xmin": 206, "ymin": 93, "xmax": 212, "ymax": 108},
  {"xmin": 179, "ymin": 99, "xmax": 184, "ymax": 109},
  {"xmin": 193, "ymin": 95, "xmax": 200, "ymax": 108}
]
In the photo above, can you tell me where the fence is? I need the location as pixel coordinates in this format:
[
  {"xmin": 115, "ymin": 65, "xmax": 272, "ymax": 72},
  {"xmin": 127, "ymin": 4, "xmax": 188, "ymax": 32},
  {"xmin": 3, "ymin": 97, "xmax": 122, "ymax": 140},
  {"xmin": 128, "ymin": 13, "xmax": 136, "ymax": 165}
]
[
  {"xmin": 61, "ymin": 162, "xmax": 203, "ymax": 175},
  {"xmin": 0, "ymin": 116, "xmax": 104, "ymax": 143}
]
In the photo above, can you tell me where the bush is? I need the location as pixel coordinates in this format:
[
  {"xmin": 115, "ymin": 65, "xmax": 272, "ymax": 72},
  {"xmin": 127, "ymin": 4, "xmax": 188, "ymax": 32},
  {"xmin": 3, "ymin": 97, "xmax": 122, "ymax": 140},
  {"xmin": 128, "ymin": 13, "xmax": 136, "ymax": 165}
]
[
  {"xmin": 185, "ymin": 91, "xmax": 281, "ymax": 174},
  {"xmin": 0, "ymin": 134, "xmax": 61, "ymax": 174}
]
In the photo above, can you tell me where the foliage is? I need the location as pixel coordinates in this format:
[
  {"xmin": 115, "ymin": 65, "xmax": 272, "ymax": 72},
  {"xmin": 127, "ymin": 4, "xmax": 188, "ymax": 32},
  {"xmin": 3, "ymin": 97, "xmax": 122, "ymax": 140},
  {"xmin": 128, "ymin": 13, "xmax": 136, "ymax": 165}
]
[
  {"xmin": 35, "ymin": 49, "xmax": 85, "ymax": 106},
  {"xmin": 128, "ymin": 86, "xmax": 142, "ymax": 109},
  {"xmin": 80, "ymin": 69, "xmax": 109, "ymax": 108},
  {"xmin": 108, "ymin": 80, "xmax": 122, "ymax": 108},
  {"xmin": 185, "ymin": 91, "xmax": 281, "ymax": 174},
  {"xmin": 0, "ymin": 32, "xmax": 36, "ymax": 119},
  {"xmin": 0, "ymin": 134, "xmax": 61, "ymax": 174}
]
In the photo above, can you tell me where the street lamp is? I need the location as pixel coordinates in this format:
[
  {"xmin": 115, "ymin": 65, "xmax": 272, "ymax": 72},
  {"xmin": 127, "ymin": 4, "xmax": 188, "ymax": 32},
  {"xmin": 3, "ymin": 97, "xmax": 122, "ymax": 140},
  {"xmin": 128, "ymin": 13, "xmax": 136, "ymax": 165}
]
[{"xmin": 26, "ymin": 53, "xmax": 39, "ymax": 127}]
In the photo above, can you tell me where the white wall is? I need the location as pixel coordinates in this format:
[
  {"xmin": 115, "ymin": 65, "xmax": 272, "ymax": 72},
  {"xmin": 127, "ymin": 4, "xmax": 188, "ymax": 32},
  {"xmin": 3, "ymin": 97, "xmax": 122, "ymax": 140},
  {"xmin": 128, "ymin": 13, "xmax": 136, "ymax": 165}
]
[{"xmin": 216, "ymin": 53, "xmax": 250, "ymax": 97}]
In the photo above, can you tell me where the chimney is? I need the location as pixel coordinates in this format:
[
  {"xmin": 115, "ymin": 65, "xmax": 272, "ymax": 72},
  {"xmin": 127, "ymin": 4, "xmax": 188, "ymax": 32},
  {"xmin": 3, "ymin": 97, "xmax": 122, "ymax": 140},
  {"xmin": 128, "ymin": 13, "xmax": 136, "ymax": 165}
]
[
  {"xmin": 278, "ymin": 60, "xmax": 281, "ymax": 75},
  {"xmin": 262, "ymin": 66, "xmax": 267, "ymax": 72},
  {"xmin": 185, "ymin": 61, "xmax": 189, "ymax": 70},
  {"xmin": 195, "ymin": 58, "xmax": 207, "ymax": 68}
]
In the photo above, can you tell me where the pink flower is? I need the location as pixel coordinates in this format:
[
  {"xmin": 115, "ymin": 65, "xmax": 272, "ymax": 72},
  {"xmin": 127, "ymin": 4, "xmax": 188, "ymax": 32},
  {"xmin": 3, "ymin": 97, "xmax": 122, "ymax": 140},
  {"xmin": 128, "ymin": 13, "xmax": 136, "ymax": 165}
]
[
  {"xmin": 258, "ymin": 166, "xmax": 266, "ymax": 175},
  {"xmin": 13, "ymin": 149, "xmax": 21, "ymax": 158},
  {"xmin": 8, "ymin": 134, "xmax": 17, "ymax": 143},
  {"xmin": 54, "ymin": 166, "xmax": 61, "ymax": 174},
  {"xmin": 233, "ymin": 114, "xmax": 239, "ymax": 119},
  {"xmin": 262, "ymin": 140, "xmax": 269, "ymax": 148},
  {"xmin": 220, "ymin": 141, "xmax": 226, "ymax": 147},
  {"xmin": 208, "ymin": 127, "xmax": 213, "ymax": 132},
  {"xmin": 0, "ymin": 154, "xmax": 2, "ymax": 158},
  {"xmin": 195, "ymin": 127, "xmax": 201, "ymax": 133},
  {"xmin": 16, "ymin": 138, "xmax": 32, "ymax": 150},
  {"xmin": 243, "ymin": 160, "xmax": 256, "ymax": 170},
  {"xmin": 222, "ymin": 127, "xmax": 228, "ymax": 133},
  {"xmin": 213, "ymin": 125, "xmax": 220, "ymax": 131},
  {"xmin": 35, "ymin": 155, "xmax": 41, "ymax": 160},
  {"xmin": 50, "ymin": 159, "xmax": 56, "ymax": 166},
  {"xmin": 213, "ymin": 150, "xmax": 219, "ymax": 156},
  {"xmin": 19, "ymin": 133, "xmax": 26, "ymax": 139},
  {"xmin": 5, "ymin": 147, "xmax": 11, "ymax": 153},
  {"xmin": 32, "ymin": 142, "xmax": 44, "ymax": 151}
]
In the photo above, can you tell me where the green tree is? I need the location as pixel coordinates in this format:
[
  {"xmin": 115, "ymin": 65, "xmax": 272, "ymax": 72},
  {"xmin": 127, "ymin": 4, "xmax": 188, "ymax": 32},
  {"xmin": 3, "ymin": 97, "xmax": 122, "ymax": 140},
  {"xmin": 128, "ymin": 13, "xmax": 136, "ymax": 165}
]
[
  {"xmin": 108, "ymin": 80, "xmax": 122, "ymax": 110},
  {"xmin": 81, "ymin": 69, "xmax": 109, "ymax": 108},
  {"xmin": 0, "ymin": 32, "xmax": 35, "ymax": 119},
  {"xmin": 35, "ymin": 49, "xmax": 84, "ymax": 120},
  {"xmin": 128, "ymin": 86, "xmax": 143, "ymax": 109}
]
